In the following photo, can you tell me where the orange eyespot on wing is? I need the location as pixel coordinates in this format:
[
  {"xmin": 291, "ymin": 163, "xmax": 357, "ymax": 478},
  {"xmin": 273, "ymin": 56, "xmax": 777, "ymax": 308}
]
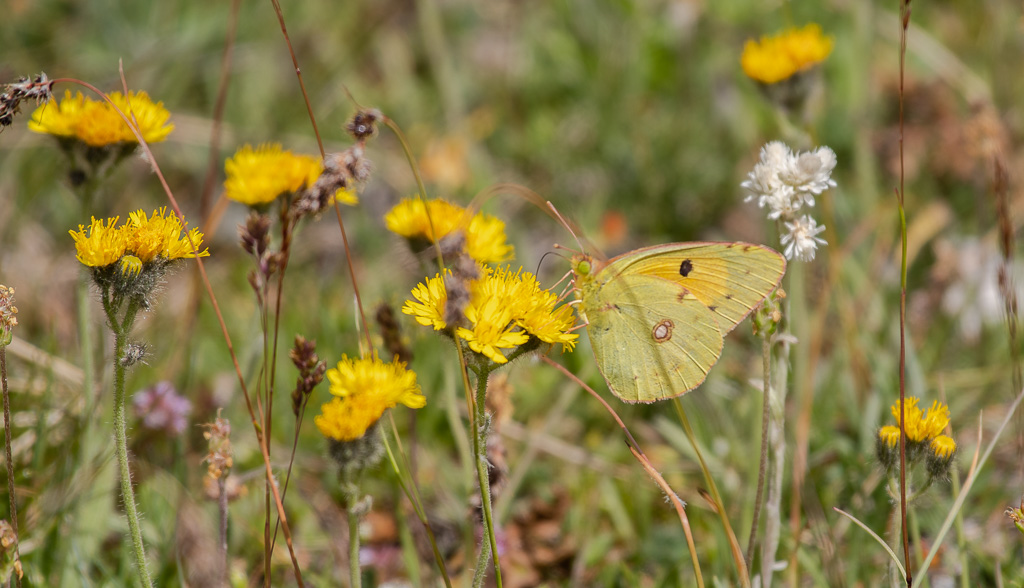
[{"xmin": 583, "ymin": 274, "xmax": 724, "ymax": 403}]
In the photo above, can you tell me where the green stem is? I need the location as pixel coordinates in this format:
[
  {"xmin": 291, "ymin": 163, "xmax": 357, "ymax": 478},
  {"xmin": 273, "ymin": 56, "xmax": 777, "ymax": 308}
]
[
  {"xmin": 949, "ymin": 466, "xmax": 969, "ymax": 588},
  {"xmin": 672, "ymin": 399, "xmax": 750, "ymax": 587},
  {"xmin": 470, "ymin": 368, "xmax": 502, "ymax": 588},
  {"xmin": 0, "ymin": 345, "xmax": 20, "ymax": 588},
  {"xmin": 105, "ymin": 296, "xmax": 152, "ymax": 588},
  {"xmin": 348, "ymin": 503, "xmax": 361, "ymax": 588},
  {"xmin": 746, "ymin": 334, "xmax": 772, "ymax": 567}
]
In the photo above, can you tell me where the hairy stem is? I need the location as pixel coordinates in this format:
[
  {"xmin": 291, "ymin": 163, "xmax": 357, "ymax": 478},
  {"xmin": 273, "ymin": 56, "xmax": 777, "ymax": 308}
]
[
  {"xmin": 348, "ymin": 503, "xmax": 361, "ymax": 588},
  {"xmin": 746, "ymin": 334, "xmax": 772, "ymax": 567},
  {"xmin": 471, "ymin": 369, "xmax": 503, "ymax": 588},
  {"xmin": 107, "ymin": 299, "xmax": 152, "ymax": 588}
]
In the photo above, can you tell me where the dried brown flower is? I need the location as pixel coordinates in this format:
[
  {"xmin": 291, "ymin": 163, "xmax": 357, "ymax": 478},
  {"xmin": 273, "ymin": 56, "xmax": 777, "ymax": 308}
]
[{"xmin": 289, "ymin": 335, "xmax": 326, "ymax": 417}]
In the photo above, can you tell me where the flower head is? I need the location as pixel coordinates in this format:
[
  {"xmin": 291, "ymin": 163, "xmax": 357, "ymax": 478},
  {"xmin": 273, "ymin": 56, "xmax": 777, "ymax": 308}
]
[
  {"xmin": 69, "ymin": 216, "xmax": 129, "ymax": 267},
  {"xmin": 890, "ymin": 397, "xmax": 951, "ymax": 443},
  {"xmin": 314, "ymin": 355, "xmax": 425, "ymax": 442},
  {"xmin": 133, "ymin": 381, "xmax": 192, "ymax": 436},
  {"xmin": 742, "ymin": 142, "xmax": 836, "ymax": 219},
  {"xmin": 127, "ymin": 207, "xmax": 209, "ymax": 262},
  {"xmin": 202, "ymin": 410, "xmax": 233, "ymax": 480},
  {"xmin": 403, "ymin": 265, "xmax": 578, "ymax": 365},
  {"xmin": 878, "ymin": 425, "xmax": 901, "ymax": 449},
  {"xmin": 385, "ymin": 197, "xmax": 514, "ymax": 264},
  {"xmin": 224, "ymin": 143, "xmax": 357, "ymax": 207},
  {"xmin": 741, "ymin": 24, "xmax": 833, "ymax": 85},
  {"xmin": 781, "ymin": 215, "xmax": 827, "ymax": 261},
  {"xmin": 29, "ymin": 90, "xmax": 173, "ymax": 147},
  {"xmin": 743, "ymin": 141, "xmax": 835, "ymax": 262}
]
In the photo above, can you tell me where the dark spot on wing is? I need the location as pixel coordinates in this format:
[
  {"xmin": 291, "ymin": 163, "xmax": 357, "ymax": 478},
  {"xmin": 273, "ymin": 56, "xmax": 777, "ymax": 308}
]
[
  {"xmin": 676, "ymin": 289, "xmax": 691, "ymax": 302},
  {"xmin": 725, "ymin": 294, "xmax": 733, "ymax": 300},
  {"xmin": 679, "ymin": 259, "xmax": 694, "ymax": 277},
  {"xmin": 708, "ymin": 305, "xmax": 717, "ymax": 312}
]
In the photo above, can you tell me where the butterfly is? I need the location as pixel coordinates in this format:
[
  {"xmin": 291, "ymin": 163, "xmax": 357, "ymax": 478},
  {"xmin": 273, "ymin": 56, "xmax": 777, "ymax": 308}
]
[{"xmin": 571, "ymin": 243, "xmax": 786, "ymax": 403}]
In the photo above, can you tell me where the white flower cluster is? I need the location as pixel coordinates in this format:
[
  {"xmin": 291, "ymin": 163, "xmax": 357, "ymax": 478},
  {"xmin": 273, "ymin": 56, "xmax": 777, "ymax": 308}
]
[{"xmin": 742, "ymin": 141, "xmax": 836, "ymax": 261}]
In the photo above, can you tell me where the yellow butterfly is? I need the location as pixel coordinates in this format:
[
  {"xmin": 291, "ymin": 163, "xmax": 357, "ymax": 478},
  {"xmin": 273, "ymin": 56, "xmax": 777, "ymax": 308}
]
[{"xmin": 572, "ymin": 243, "xmax": 786, "ymax": 403}]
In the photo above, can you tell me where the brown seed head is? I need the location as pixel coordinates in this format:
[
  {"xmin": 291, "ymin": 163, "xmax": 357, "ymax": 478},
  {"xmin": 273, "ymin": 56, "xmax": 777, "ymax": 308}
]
[
  {"xmin": 346, "ymin": 108, "xmax": 383, "ymax": 141},
  {"xmin": 202, "ymin": 409, "xmax": 233, "ymax": 480},
  {"xmin": 289, "ymin": 335, "xmax": 326, "ymax": 417}
]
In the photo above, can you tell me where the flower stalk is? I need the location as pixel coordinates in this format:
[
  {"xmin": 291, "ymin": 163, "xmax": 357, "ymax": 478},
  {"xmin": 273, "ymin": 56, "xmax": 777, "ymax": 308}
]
[
  {"xmin": 470, "ymin": 366, "xmax": 503, "ymax": 588},
  {"xmin": 103, "ymin": 296, "xmax": 152, "ymax": 588}
]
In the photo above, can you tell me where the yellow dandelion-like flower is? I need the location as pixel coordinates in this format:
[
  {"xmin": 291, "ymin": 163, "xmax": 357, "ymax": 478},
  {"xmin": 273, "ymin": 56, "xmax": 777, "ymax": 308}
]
[
  {"xmin": 457, "ymin": 296, "xmax": 529, "ymax": 364},
  {"xmin": 30, "ymin": 90, "xmax": 173, "ymax": 147},
  {"xmin": 224, "ymin": 144, "xmax": 307, "ymax": 206},
  {"xmin": 385, "ymin": 198, "xmax": 460, "ymax": 242},
  {"xmin": 107, "ymin": 91, "xmax": 174, "ymax": 144},
  {"xmin": 466, "ymin": 212, "xmax": 514, "ymax": 263},
  {"xmin": 403, "ymin": 272, "xmax": 449, "ymax": 330},
  {"xmin": 314, "ymin": 355, "xmax": 425, "ymax": 442},
  {"xmin": 119, "ymin": 255, "xmax": 143, "ymax": 277},
  {"xmin": 891, "ymin": 397, "xmax": 926, "ymax": 442},
  {"xmin": 28, "ymin": 90, "xmax": 88, "ymax": 137},
  {"xmin": 224, "ymin": 144, "xmax": 355, "ymax": 207},
  {"xmin": 930, "ymin": 435, "xmax": 956, "ymax": 460},
  {"xmin": 510, "ymin": 272, "xmax": 578, "ymax": 350},
  {"xmin": 919, "ymin": 400, "xmax": 950, "ymax": 440},
  {"xmin": 878, "ymin": 425, "xmax": 901, "ymax": 448},
  {"xmin": 741, "ymin": 24, "xmax": 833, "ymax": 85},
  {"xmin": 127, "ymin": 207, "xmax": 209, "ymax": 262},
  {"xmin": 404, "ymin": 265, "xmax": 576, "ymax": 363},
  {"xmin": 69, "ymin": 216, "xmax": 129, "ymax": 267},
  {"xmin": 889, "ymin": 397, "xmax": 951, "ymax": 443},
  {"xmin": 384, "ymin": 197, "xmax": 513, "ymax": 263}
]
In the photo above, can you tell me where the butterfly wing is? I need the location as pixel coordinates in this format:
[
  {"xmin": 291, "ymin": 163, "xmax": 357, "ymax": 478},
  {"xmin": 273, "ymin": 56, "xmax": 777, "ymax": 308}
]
[
  {"xmin": 601, "ymin": 242, "xmax": 786, "ymax": 334},
  {"xmin": 583, "ymin": 274, "xmax": 724, "ymax": 403}
]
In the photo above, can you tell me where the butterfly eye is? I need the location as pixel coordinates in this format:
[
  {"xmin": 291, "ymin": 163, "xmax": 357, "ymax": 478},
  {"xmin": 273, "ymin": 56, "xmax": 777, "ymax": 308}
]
[{"xmin": 576, "ymin": 259, "xmax": 592, "ymax": 276}]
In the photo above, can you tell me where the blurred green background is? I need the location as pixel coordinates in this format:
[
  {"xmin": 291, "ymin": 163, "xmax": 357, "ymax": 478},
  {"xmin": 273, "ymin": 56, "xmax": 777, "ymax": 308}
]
[{"xmin": 1, "ymin": 0, "xmax": 1023, "ymax": 585}]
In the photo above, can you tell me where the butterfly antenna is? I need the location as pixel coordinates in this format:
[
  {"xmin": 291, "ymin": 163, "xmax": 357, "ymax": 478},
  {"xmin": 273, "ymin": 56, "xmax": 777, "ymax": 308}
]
[
  {"xmin": 535, "ymin": 250, "xmax": 567, "ymax": 278},
  {"xmin": 547, "ymin": 201, "xmax": 584, "ymax": 253}
]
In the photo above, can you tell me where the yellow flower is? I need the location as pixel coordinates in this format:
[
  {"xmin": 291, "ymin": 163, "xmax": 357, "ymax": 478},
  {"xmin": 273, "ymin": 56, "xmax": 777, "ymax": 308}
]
[
  {"xmin": 69, "ymin": 216, "xmax": 129, "ymax": 267},
  {"xmin": 404, "ymin": 265, "xmax": 578, "ymax": 364},
  {"xmin": 119, "ymin": 255, "xmax": 143, "ymax": 277},
  {"xmin": 511, "ymin": 272, "xmax": 578, "ymax": 350},
  {"xmin": 930, "ymin": 435, "xmax": 956, "ymax": 460},
  {"xmin": 890, "ymin": 397, "xmax": 951, "ymax": 443},
  {"xmin": 384, "ymin": 197, "xmax": 513, "ymax": 264},
  {"xmin": 29, "ymin": 90, "xmax": 173, "ymax": 146},
  {"xmin": 919, "ymin": 400, "xmax": 950, "ymax": 440},
  {"xmin": 224, "ymin": 144, "xmax": 357, "ymax": 207},
  {"xmin": 107, "ymin": 91, "xmax": 174, "ymax": 144},
  {"xmin": 741, "ymin": 24, "xmax": 833, "ymax": 84},
  {"xmin": 314, "ymin": 355, "xmax": 425, "ymax": 442},
  {"xmin": 127, "ymin": 207, "xmax": 209, "ymax": 262},
  {"xmin": 403, "ymin": 272, "xmax": 449, "ymax": 330},
  {"xmin": 27, "ymin": 90, "xmax": 88, "ymax": 137},
  {"xmin": 878, "ymin": 425, "xmax": 901, "ymax": 448},
  {"xmin": 457, "ymin": 295, "xmax": 530, "ymax": 364}
]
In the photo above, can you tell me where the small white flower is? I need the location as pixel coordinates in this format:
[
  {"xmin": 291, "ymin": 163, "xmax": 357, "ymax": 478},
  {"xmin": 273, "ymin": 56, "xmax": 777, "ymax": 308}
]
[
  {"xmin": 781, "ymin": 215, "xmax": 827, "ymax": 261},
  {"xmin": 742, "ymin": 142, "xmax": 837, "ymax": 227},
  {"xmin": 781, "ymin": 146, "xmax": 837, "ymax": 198}
]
